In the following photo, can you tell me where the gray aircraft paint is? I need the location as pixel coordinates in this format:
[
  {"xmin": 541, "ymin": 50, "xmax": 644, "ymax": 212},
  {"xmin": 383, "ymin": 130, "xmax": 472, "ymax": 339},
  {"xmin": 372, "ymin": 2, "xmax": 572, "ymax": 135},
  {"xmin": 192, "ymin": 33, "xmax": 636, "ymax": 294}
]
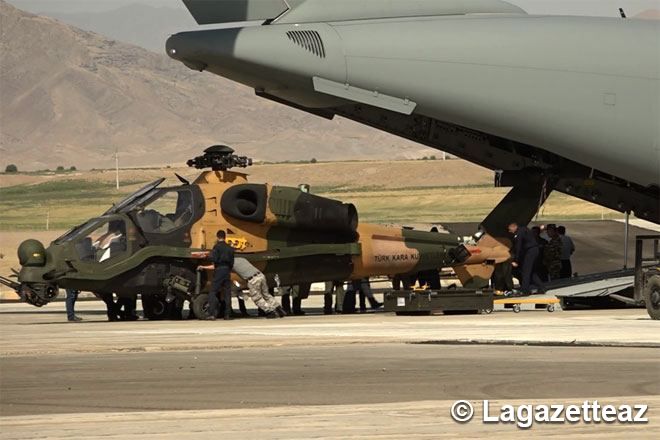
[{"xmin": 168, "ymin": 0, "xmax": 660, "ymax": 222}]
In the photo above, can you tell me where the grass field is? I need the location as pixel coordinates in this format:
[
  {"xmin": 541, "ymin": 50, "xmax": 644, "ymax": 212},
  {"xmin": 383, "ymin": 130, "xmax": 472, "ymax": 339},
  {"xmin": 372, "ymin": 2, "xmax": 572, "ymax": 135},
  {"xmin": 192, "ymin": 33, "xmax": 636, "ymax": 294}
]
[
  {"xmin": 0, "ymin": 160, "xmax": 627, "ymax": 280},
  {"xmin": 0, "ymin": 179, "xmax": 146, "ymax": 230},
  {"xmin": 0, "ymin": 160, "xmax": 622, "ymax": 231}
]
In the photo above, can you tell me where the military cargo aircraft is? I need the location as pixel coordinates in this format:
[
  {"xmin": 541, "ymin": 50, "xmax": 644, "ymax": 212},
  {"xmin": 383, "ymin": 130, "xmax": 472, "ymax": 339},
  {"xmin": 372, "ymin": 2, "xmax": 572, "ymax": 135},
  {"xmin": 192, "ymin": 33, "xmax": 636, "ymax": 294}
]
[
  {"xmin": 166, "ymin": 0, "xmax": 659, "ymax": 233},
  {"xmin": 0, "ymin": 147, "xmax": 508, "ymax": 319}
]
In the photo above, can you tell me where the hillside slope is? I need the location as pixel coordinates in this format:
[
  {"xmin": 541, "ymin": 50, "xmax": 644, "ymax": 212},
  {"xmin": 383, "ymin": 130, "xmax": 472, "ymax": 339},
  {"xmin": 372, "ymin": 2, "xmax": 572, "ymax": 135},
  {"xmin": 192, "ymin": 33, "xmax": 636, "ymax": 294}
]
[{"xmin": 0, "ymin": 1, "xmax": 432, "ymax": 170}]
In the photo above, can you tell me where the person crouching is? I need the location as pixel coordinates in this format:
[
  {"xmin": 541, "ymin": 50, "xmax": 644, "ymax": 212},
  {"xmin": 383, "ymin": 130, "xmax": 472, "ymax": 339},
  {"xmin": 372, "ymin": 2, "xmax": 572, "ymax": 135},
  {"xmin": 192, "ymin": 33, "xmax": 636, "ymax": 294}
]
[{"xmin": 233, "ymin": 257, "xmax": 286, "ymax": 318}]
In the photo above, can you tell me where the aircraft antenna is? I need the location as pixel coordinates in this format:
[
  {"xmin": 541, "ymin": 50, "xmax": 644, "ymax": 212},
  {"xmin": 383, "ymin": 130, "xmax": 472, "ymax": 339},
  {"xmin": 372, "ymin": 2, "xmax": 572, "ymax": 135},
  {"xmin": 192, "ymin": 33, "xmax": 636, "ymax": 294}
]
[{"xmin": 115, "ymin": 148, "xmax": 120, "ymax": 190}]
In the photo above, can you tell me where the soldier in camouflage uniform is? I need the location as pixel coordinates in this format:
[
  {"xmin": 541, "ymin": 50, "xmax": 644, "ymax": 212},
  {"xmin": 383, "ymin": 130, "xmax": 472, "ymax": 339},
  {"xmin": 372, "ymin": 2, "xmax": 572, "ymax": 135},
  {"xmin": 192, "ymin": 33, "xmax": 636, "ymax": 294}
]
[
  {"xmin": 543, "ymin": 224, "xmax": 563, "ymax": 280},
  {"xmin": 233, "ymin": 257, "xmax": 285, "ymax": 318}
]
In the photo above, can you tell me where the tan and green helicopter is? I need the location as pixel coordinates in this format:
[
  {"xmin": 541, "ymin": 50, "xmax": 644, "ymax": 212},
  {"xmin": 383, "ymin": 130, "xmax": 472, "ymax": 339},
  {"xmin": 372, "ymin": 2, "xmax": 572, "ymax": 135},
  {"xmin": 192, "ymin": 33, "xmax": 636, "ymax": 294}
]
[{"xmin": 0, "ymin": 146, "xmax": 510, "ymax": 319}]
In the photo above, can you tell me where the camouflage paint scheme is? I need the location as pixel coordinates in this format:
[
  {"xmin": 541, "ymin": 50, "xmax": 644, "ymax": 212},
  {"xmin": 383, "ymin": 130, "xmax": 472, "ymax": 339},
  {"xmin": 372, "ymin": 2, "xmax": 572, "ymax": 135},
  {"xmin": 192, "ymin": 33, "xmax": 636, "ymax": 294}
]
[
  {"xmin": 191, "ymin": 169, "xmax": 470, "ymax": 287},
  {"xmin": 9, "ymin": 168, "xmax": 507, "ymax": 318}
]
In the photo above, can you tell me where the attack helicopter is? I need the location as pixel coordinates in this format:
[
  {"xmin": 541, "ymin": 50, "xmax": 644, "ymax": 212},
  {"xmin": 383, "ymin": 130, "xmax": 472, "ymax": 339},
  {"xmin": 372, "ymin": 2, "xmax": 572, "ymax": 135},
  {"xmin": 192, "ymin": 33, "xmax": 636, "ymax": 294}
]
[{"xmin": 0, "ymin": 146, "xmax": 509, "ymax": 319}]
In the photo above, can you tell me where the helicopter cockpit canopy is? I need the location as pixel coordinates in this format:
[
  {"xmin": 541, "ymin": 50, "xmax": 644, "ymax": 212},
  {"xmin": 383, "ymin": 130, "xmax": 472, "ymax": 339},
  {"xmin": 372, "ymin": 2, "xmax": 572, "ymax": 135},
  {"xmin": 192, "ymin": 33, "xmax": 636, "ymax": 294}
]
[
  {"xmin": 55, "ymin": 182, "xmax": 201, "ymax": 249},
  {"xmin": 74, "ymin": 218, "xmax": 128, "ymax": 263},
  {"xmin": 135, "ymin": 188, "xmax": 195, "ymax": 234},
  {"xmin": 104, "ymin": 178, "xmax": 166, "ymax": 215}
]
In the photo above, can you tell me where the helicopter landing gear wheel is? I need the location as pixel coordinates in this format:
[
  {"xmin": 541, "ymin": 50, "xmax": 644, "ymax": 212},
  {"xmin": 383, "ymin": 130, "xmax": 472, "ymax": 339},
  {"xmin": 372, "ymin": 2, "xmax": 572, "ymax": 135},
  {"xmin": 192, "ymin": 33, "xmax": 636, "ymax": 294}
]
[
  {"xmin": 142, "ymin": 294, "xmax": 169, "ymax": 320},
  {"xmin": 643, "ymin": 275, "xmax": 660, "ymax": 320},
  {"xmin": 191, "ymin": 294, "xmax": 212, "ymax": 320}
]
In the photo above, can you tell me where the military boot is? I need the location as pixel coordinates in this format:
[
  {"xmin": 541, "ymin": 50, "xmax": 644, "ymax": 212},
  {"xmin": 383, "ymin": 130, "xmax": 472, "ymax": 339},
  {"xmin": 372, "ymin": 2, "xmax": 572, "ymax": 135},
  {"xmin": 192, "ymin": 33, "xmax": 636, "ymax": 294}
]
[
  {"xmin": 323, "ymin": 293, "xmax": 334, "ymax": 315},
  {"xmin": 368, "ymin": 296, "xmax": 383, "ymax": 310},
  {"xmin": 359, "ymin": 292, "xmax": 367, "ymax": 313},
  {"xmin": 238, "ymin": 298, "xmax": 250, "ymax": 317},
  {"xmin": 281, "ymin": 294, "xmax": 291, "ymax": 315}
]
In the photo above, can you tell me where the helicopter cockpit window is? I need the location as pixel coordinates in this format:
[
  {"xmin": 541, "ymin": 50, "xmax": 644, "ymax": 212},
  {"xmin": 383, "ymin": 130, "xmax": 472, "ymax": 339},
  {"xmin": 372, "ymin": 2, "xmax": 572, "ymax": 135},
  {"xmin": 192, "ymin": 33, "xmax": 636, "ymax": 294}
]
[
  {"xmin": 136, "ymin": 189, "xmax": 193, "ymax": 234},
  {"xmin": 75, "ymin": 219, "xmax": 127, "ymax": 263}
]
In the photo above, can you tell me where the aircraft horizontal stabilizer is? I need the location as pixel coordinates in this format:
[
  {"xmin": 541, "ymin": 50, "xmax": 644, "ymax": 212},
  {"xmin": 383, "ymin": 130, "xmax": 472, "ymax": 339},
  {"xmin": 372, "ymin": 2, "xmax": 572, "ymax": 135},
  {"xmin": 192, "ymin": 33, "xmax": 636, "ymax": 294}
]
[
  {"xmin": 182, "ymin": 0, "xmax": 525, "ymax": 25},
  {"xmin": 182, "ymin": 0, "xmax": 291, "ymax": 25}
]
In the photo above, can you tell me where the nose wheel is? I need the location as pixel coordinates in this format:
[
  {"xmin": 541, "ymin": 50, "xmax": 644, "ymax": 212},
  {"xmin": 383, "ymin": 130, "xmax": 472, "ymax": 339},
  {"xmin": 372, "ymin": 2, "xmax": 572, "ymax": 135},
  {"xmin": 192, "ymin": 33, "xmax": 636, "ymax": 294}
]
[
  {"xmin": 142, "ymin": 294, "xmax": 182, "ymax": 320},
  {"xmin": 191, "ymin": 293, "xmax": 211, "ymax": 320}
]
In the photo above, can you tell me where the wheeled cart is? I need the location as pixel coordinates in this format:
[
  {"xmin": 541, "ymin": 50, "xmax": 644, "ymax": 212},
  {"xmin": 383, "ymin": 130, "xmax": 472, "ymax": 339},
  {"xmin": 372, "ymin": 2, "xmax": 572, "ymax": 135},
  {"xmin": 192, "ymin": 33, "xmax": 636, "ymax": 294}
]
[{"xmin": 493, "ymin": 295, "xmax": 560, "ymax": 313}]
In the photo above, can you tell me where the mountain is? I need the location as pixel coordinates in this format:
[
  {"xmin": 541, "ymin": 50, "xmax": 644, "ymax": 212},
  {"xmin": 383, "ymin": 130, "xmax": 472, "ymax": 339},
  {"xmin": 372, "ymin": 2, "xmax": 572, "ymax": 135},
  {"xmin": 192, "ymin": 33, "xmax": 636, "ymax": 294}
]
[
  {"xmin": 634, "ymin": 9, "xmax": 660, "ymax": 20},
  {"xmin": 35, "ymin": 3, "xmax": 196, "ymax": 52},
  {"xmin": 0, "ymin": 1, "xmax": 433, "ymax": 170}
]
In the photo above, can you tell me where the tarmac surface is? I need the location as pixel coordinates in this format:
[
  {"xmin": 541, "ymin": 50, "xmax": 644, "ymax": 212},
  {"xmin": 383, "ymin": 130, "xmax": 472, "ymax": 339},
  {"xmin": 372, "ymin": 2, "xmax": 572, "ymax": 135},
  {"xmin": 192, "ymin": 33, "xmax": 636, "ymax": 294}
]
[{"xmin": 1, "ymin": 301, "xmax": 658, "ymax": 439}]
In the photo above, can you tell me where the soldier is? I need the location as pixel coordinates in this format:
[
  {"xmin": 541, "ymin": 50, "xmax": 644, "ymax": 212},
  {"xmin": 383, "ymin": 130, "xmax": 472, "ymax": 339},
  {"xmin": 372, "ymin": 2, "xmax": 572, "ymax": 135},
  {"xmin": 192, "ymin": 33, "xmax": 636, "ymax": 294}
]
[
  {"xmin": 96, "ymin": 292, "xmax": 120, "ymax": 321},
  {"xmin": 323, "ymin": 281, "xmax": 348, "ymax": 314},
  {"xmin": 343, "ymin": 281, "xmax": 358, "ymax": 314},
  {"xmin": 542, "ymin": 224, "xmax": 562, "ymax": 280},
  {"xmin": 281, "ymin": 284, "xmax": 310, "ymax": 315},
  {"xmin": 65, "ymin": 288, "xmax": 82, "ymax": 322},
  {"xmin": 233, "ymin": 257, "xmax": 285, "ymax": 318},
  {"xmin": 491, "ymin": 261, "xmax": 514, "ymax": 293},
  {"xmin": 197, "ymin": 230, "xmax": 235, "ymax": 320},
  {"xmin": 237, "ymin": 297, "xmax": 250, "ymax": 317},
  {"xmin": 117, "ymin": 294, "xmax": 139, "ymax": 321},
  {"xmin": 356, "ymin": 278, "xmax": 383, "ymax": 313},
  {"xmin": 532, "ymin": 226, "xmax": 549, "ymax": 281},
  {"xmin": 280, "ymin": 288, "xmax": 291, "ymax": 315},
  {"xmin": 508, "ymin": 222, "xmax": 546, "ymax": 295},
  {"xmin": 293, "ymin": 283, "xmax": 310, "ymax": 315},
  {"xmin": 417, "ymin": 227, "xmax": 442, "ymax": 289},
  {"xmin": 557, "ymin": 225, "xmax": 575, "ymax": 278}
]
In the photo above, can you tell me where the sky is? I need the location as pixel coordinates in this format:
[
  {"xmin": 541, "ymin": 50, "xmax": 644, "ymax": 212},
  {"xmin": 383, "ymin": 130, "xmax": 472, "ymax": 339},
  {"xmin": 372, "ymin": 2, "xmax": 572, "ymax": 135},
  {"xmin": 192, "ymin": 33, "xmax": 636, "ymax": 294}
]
[{"xmin": 10, "ymin": 0, "xmax": 660, "ymax": 17}]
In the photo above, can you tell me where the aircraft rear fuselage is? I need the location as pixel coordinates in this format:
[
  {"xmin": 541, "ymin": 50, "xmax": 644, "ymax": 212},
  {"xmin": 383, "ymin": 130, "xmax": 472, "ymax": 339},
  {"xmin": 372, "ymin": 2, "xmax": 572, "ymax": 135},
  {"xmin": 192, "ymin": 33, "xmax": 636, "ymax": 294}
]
[{"xmin": 167, "ymin": 11, "xmax": 660, "ymax": 223}]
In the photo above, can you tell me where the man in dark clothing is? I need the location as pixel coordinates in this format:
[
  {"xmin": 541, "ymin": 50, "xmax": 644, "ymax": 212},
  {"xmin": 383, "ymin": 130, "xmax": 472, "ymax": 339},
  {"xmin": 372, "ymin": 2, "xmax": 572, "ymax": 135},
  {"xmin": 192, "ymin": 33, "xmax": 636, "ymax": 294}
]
[
  {"xmin": 491, "ymin": 261, "xmax": 514, "ymax": 293},
  {"xmin": 355, "ymin": 278, "xmax": 383, "ymax": 313},
  {"xmin": 557, "ymin": 225, "xmax": 575, "ymax": 278},
  {"xmin": 96, "ymin": 292, "xmax": 120, "ymax": 321},
  {"xmin": 117, "ymin": 294, "xmax": 139, "ymax": 321},
  {"xmin": 417, "ymin": 228, "xmax": 442, "ymax": 289},
  {"xmin": 508, "ymin": 222, "xmax": 545, "ymax": 295},
  {"xmin": 198, "ymin": 230, "xmax": 235, "ymax": 320},
  {"xmin": 65, "ymin": 289, "xmax": 82, "ymax": 322},
  {"xmin": 531, "ymin": 226, "xmax": 549, "ymax": 281},
  {"xmin": 543, "ymin": 224, "xmax": 563, "ymax": 280}
]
